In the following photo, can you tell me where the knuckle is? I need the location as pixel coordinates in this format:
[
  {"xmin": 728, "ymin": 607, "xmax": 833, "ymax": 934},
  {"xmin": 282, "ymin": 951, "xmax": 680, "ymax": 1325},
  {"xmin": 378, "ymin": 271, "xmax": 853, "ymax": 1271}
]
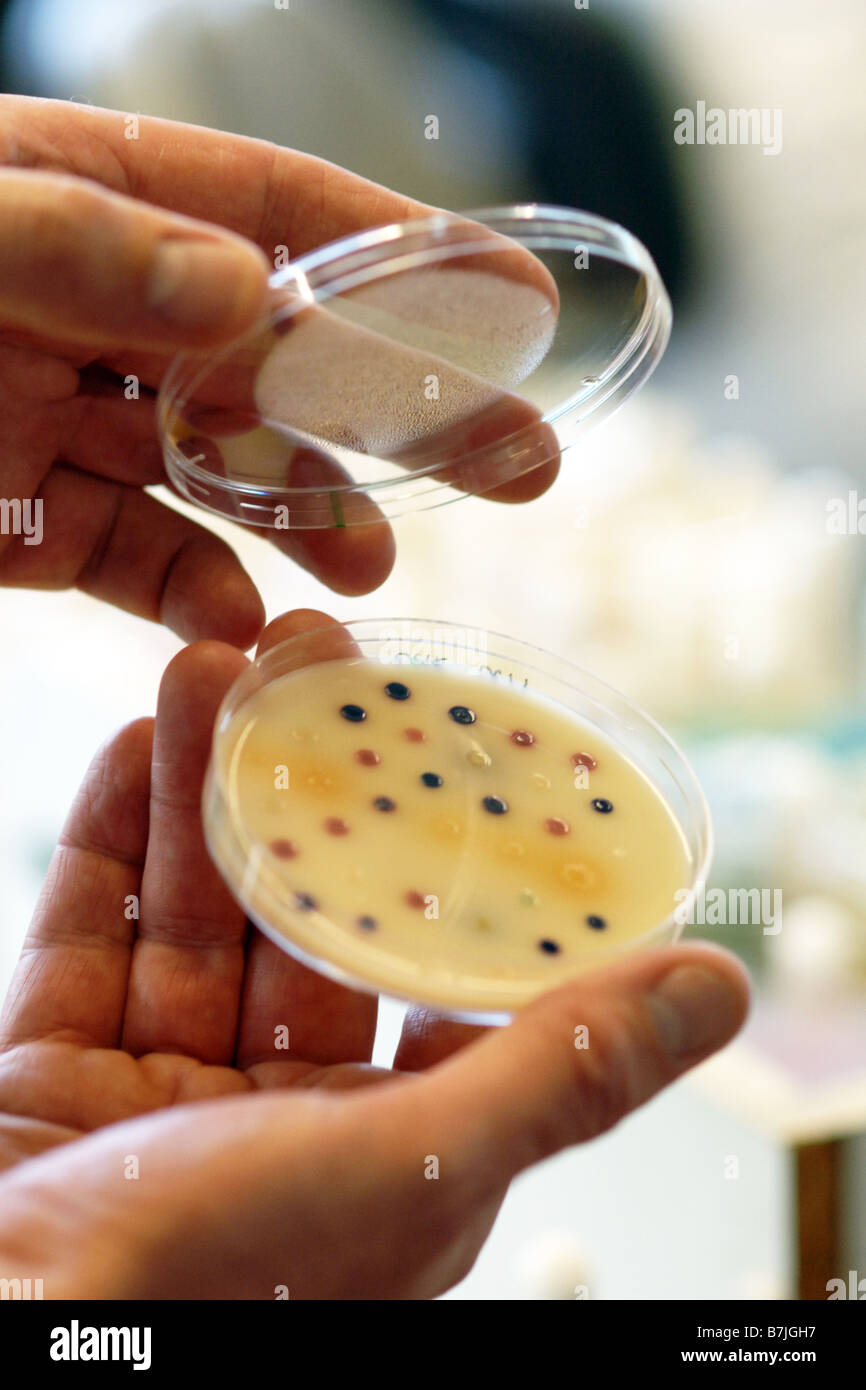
[
  {"xmin": 32, "ymin": 178, "xmax": 107, "ymax": 250},
  {"xmin": 574, "ymin": 1023, "xmax": 636, "ymax": 1139},
  {"xmin": 17, "ymin": 178, "xmax": 113, "ymax": 290},
  {"xmin": 565, "ymin": 997, "xmax": 661, "ymax": 1145}
]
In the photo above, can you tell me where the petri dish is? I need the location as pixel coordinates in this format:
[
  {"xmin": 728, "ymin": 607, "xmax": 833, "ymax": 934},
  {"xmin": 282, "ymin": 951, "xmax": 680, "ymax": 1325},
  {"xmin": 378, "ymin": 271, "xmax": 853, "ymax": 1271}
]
[
  {"xmin": 158, "ymin": 204, "xmax": 671, "ymax": 529},
  {"xmin": 203, "ymin": 618, "xmax": 711, "ymax": 1022}
]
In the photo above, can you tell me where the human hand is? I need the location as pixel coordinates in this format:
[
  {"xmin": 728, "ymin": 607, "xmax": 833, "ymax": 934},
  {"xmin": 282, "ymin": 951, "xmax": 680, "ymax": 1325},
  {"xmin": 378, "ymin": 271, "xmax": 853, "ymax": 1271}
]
[
  {"xmin": 0, "ymin": 97, "xmax": 557, "ymax": 647},
  {"xmin": 0, "ymin": 610, "xmax": 748, "ymax": 1299}
]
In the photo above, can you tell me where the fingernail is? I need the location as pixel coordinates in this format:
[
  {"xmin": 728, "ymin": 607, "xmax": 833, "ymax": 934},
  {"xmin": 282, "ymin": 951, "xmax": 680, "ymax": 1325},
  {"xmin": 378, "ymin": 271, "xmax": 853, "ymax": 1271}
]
[
  {"xmin": 648, "ymin": 966, "xmax": 743, "ymax": 1058},
  {"xmin": 149, "ymin": 239, "xmax": 266, "ymax": 332}
]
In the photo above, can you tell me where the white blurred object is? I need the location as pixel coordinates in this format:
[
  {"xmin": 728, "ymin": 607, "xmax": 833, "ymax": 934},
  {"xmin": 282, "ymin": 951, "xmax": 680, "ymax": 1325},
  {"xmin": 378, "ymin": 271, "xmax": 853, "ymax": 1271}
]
[
  {"xmin": 512, "ymin": 1229, "xmax": 592, "ymax": 1300},
  {"xmin": 783, "ymin": 764, "xmax": 866, "ymax": 912},
  {"xmin": 647, "ymin": 0, "xmax": 866, "ymax": 474},
  {"xmin": 692, "ymin": 735, "xmax": 836, "ymax": 888},
  {"xmin": 768, "ymin": 896, "xmax": 866, "ymax": 1004},
  {"xmin": 736, "ymin": 1269, "xmax": 789, "ymax": 1301},
  {"xmin": 347, "ymin": 392, "xmax": 863, "ymax": 731},
  {"xmin": 567, "ymin": 407, "xmax": 862, "ymax": 725},
  {"xmin": 693, "ymin": 734, "xmax": 866, "ymax": 975}
]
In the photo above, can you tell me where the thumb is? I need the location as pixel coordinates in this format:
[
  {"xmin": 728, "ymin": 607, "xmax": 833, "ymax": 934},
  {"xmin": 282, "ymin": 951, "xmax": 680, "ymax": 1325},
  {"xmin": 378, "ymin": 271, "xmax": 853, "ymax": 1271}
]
[
  {"xmin": 0, "ymin": 168, "xmax": 270, "ymax": 350},
  {"xmin": 410, "ymin": 944, "xmax": 749, "ymax": 1184}
]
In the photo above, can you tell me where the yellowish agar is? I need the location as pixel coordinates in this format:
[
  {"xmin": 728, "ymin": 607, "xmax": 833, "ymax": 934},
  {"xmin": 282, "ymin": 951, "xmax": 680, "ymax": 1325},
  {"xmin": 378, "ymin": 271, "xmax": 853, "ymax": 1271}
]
[
  {"xmin": 562, "ymin": 862, "xmax": 597, "ymax": 890},
  {"xmin": 212, "ymin": 657, "xmax": 693, "ymax": 1014}
]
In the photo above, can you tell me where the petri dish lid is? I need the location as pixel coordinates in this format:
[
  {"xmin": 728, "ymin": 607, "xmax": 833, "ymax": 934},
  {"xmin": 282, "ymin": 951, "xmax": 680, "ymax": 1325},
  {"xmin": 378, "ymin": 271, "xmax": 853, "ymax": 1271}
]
[{"xmin": 158, "ymin": 204, "xmax": 671, "ymax": 530}]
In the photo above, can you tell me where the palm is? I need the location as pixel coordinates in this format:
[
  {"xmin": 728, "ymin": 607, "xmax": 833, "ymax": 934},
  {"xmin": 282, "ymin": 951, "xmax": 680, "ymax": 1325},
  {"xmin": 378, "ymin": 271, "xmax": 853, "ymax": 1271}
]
[
  {"xmin": 0, "ymin": 616, "xmax": 474, "ymax": 1181},
  {"xmin": 0, "ymin": 1032, "xmax": 393, "ymax": 1174}
]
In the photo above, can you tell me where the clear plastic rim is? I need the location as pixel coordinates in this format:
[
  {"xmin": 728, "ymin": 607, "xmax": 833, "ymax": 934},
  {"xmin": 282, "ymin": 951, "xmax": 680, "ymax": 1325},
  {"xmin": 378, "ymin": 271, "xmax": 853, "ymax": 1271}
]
[
  {"xmin": 203, "ymin": 618, "xmax": 712, "ymax": 1021},
  {"xmin": 158, "ymin": 204, "xmax": 672, "ymax": 527}
]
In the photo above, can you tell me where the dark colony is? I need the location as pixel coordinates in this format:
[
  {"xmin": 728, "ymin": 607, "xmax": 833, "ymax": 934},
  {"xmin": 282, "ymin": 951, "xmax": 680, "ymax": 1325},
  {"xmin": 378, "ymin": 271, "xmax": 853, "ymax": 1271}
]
[
  {"xmin": 340, "ymin": 704, "xmax": 366, "ymax": 722},
  {"xmin": 449, "ymin": 705, "xmax": 476, "ymax": 725},
  {"xmin": 274, "ymin": 681, "xmax": 613, "ymax": 950}
]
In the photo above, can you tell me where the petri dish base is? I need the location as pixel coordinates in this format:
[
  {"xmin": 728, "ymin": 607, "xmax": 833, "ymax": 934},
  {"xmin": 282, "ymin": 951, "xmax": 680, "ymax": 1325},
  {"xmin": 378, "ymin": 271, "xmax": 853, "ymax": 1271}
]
[{"xmin": 203, "ymin": 619, "xmax": 711, "ymax": 1022}]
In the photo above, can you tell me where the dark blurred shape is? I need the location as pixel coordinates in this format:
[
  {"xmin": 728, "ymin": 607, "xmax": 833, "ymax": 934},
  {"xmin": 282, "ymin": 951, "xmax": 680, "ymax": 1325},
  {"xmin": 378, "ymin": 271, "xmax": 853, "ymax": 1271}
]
[
  {"xmin": 0, "ymin": 0, "xmax": 692, "ymax": 307},
  {"xmin": 0, "ymin": 0, "xmax": 16, "ymax": 92},
  {"xmin": 408, "ymin": 0, "xmax": 693, "ymax": 307}
]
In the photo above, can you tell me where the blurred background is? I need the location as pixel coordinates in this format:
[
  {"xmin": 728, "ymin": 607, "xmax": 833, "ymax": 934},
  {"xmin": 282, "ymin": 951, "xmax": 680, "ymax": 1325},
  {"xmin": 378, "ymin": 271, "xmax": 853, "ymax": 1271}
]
[{"xmin": 1, "ymin": 0, "xmax": 864, "ymax": 1299}]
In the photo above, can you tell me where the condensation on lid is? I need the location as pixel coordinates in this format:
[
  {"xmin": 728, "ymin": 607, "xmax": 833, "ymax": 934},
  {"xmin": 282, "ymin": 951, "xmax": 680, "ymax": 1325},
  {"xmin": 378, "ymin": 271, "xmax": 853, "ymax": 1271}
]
[{"xmin": 157, "ymin": 205, "xmax": 672, "ymax": 530}]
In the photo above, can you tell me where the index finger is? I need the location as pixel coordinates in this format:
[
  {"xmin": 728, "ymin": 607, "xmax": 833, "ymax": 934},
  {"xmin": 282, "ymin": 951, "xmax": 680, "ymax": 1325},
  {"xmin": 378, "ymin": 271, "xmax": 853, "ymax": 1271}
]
[
  {"xmin": 121, "ymin": 641, "xmax": 251, "ymax": 1065},
  {"xmin": 2, "ymin": 96, "xmax": 556, "ymax": 299},
  {"xmin": 6, "ymin": 96, "xmax": 560, "ymax": 506},
  {"xmin": 234, "ymin": 610, "xmax": 380, "ymax": 1071}
]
